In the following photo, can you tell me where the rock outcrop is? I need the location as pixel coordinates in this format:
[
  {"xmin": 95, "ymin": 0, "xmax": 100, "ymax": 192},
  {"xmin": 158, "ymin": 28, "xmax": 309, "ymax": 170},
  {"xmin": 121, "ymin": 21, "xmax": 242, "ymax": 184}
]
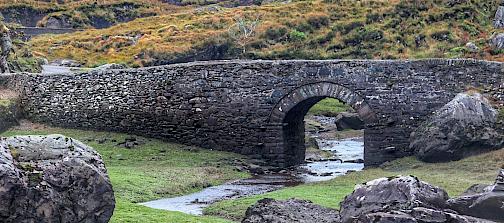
[
  {"xmin": 447, "ymin": 169, "xmax": 504, "ymax": 222},
  {"xmin": 410, "ymin": 92, "xmax": 504, "ymax": 162},
  {"xmin": 334, "ymin": 112, "xmax": 364, "ymax": 131},
  {"xmin": 49, "ymin": 59, "xmax": 83, "ymax": 67},
  {"xmin": 340, "ymin": 175, "xmax": 501, "ymax": 223},
  {"xmin": 339, "ymin": 176, "xmax": 449, "ymax": 223},
  {"xmin": 244, "ymin": 173, "xmax": 504, "ymax": 223},
  {"xmin": 356, "ymin": 207, "xmax": 496, "ymax": 223},
  {"xmin": 490, "ymin": 33, "xmax": 504, "ymax": 50},
  {"xmin": 0, "ymin": 134, "xmax": 115, "ymax": 223},
  {"xmin": 495, "ymin": 6, "xmax": 504, "ymax": 28},
  {"xmin": 242, "ymin": 198, "xmax": 340, "ymax": 223}
]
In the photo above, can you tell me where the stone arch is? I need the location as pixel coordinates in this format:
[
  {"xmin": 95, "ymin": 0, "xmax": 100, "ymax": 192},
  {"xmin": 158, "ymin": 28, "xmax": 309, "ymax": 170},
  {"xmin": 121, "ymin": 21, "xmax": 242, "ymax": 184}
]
[{"xmin": 268, "ymin": 82, "xmax": 377, "ymax": 166}]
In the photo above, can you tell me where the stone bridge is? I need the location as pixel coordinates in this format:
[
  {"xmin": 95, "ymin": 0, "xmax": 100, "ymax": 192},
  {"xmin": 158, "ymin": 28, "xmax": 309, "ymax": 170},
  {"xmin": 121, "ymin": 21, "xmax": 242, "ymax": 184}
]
[{"xmin": 3, "ymin": 59, "xmax": 504, "ymax": 167}]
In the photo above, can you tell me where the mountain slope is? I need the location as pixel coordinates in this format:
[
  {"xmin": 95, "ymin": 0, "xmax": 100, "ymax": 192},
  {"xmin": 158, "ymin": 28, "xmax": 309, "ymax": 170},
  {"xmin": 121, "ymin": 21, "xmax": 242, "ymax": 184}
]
[{"xmin": 28, "ymin": 0, "xmax": 503, "ymax": 67}]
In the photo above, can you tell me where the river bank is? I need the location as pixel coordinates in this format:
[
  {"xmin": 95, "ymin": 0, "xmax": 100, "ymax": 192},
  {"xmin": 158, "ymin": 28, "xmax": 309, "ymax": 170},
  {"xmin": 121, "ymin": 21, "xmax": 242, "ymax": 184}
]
[{"xmin": 2, "ymin": 120, "xmax": 502, "ymax": 222}]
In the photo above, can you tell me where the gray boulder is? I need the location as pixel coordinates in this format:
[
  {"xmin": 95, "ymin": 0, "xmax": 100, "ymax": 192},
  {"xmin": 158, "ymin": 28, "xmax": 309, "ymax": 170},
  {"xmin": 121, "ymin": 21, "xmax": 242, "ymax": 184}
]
[
  {"xmin": 335, "ymin": 112, "xmax": 364, "ymax": 131},
  {"xmin": 357, "ymin": 208, "xmax": 496, "ymax": 223},
  {"xmin": 339, "ymin": 176, "xmax": 449, "ymax": 223},
  {"xmin": 49, "ymin": 59, "xmax": 82, "ymax": 67},
  {"xmin": 45, "ymin": 15, "xmax": 73, "ymax": 29},
  {"xmin": 410, "ymin": 92, "xmax": 504, "ymax": 162},
  {"xmin": 490, "ymin": 33, "xmax": 504, "ymax": 50},
  {"xmin": 0, "ymin": 134, "xmax": 115, "ymax": 223},
  {"xmin": 495, "ymin": 6, "xmax": 504, "ymax": 28},
  {"xmin": 242, "ymin": 198, "xmax": 340, "ymax": 223},
  {"xmin": 447, "ymin": 169, "xmax": 504, "ymax": 222}
]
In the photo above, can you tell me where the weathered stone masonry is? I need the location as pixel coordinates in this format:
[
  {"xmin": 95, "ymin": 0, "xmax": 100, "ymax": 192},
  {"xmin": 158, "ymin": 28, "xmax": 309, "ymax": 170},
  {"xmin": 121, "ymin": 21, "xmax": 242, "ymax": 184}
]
[{"xmin": 4, "ymin": 59, "xmax": 504, "ymax": 167}]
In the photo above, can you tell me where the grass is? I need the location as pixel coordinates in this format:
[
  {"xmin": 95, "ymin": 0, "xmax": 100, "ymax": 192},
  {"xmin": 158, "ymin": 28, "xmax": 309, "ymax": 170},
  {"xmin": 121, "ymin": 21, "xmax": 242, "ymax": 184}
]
[
  {"xmin": 1, "ymin": 126, "xmax": 248, "ymax": 223},
  {"xmin": 26, "ymin": 0, "xmax": 503, "ymax": 67},
  {"xmin": 205, "ymin": 149, "xmax": 504, "ymax": 221},
  {"xmin": 307, "ymin": 98, "xmax": 350, "ymax": 116}
]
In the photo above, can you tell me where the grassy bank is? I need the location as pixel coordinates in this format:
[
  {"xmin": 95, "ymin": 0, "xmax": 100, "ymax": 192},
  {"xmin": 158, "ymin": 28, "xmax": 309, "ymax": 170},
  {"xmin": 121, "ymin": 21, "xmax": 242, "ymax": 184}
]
[
  {"xmin": 307, "ymin": 98, "xmax": 350, "ymax": 117},
  {"xmin": 1, "ymin": 126, "xmax": 249, "ymax": 223},
  {"xmin": 205, "ymin": 149, "xmax": 503, "ymax": 221}
]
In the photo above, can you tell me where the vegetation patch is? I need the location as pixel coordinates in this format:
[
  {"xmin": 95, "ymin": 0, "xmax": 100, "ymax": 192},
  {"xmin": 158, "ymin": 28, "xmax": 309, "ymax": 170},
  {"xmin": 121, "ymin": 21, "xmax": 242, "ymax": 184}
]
[{"xmin": 24, "ymin": 0, "xmax": 503, "ymax": 67}]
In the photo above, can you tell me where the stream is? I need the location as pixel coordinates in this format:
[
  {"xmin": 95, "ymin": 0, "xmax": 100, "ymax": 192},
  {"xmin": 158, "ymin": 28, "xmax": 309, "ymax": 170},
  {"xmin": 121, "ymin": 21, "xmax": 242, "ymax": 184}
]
[{"xmin": 141, "ymin": 137, "xmax": 364, "ymax": 215}]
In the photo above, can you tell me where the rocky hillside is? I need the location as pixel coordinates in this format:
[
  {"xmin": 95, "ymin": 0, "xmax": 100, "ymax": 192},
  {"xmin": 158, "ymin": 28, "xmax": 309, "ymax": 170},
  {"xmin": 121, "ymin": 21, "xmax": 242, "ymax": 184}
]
[
  {"xmin": 0, "ymin": 1, "xmax": 180, "ymax": 29},
  {"xmin": 22, "ymin": 0, "xmax": 504, "ymax": 67}
]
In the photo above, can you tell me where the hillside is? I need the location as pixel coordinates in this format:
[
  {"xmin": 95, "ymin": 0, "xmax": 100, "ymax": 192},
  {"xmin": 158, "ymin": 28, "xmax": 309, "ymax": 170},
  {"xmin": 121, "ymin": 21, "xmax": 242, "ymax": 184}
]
[
  {"xmin": 25, "ymin": 0, "xmax": 504, "ymax": 67},
  {"xmin": 0, "ymin": 1, "xmax": 183, "ymax": 29}
]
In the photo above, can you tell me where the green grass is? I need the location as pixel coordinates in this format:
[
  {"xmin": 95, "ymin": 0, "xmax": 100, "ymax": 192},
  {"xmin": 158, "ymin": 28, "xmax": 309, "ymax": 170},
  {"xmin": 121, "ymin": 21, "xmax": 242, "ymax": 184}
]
[
  {"xmin": 307, "ymin": 98, "xmax": 350, "ymax": 116},
  {"xmin": 1, "ymin": 127, "xmax": 248, "ymax": 223},
  {"xmin": 205, "ymin": 150, "xmax": 504, "ymax": 221},
  {"xmin": 112, "ymin": 201, "xmax": 233, "ymax": 223}
]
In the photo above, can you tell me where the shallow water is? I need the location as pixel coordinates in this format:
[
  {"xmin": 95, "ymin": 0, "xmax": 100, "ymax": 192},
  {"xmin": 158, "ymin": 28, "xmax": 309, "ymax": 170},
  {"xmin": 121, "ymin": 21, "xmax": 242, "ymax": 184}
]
[
  {"xmin": 298, "ymin": 138, "xmax": 364, "ymax": 183},
  {"xmin": 141, "ymin": 137, "xmax": 364, "ymax": 215}
]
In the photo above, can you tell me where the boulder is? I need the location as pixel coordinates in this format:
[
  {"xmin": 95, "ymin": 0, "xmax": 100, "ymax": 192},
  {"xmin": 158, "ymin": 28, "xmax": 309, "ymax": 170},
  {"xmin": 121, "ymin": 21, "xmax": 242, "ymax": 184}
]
[
  {"xmin": 495, "ymin": 6, "xmax": 504, "ymax": 28},
  {"xmin": 49, "ymin": 59, "xmax": 82, "ymax": 67},
  {"xmin": 335, "ymin": 112, "xmax": 364, "ymax": 131},
  {"xmin": 447, "ymin": 169, "xmax": 504, "ymax": 222},
  {"xmin": 490, "ymin": 33, "xmax": 504, "ymax": 50},
  {"xmin": 242, "ymin": 198, "xmax": 340, "ymax": 223},
  {"xmin": 45, "ymin": 15, "xmax": 73, "ymax": 29},
  {"xmin": 460, "ymin": 184, "xmax": 493, "ymax": 196},
  {"xmin": 339, "ymin": 176, "xmax": 449, "ymax": 223},
  {"xmin": 357, "ymin": 208, "xmax": 496, "ymax": 223},
  {"xmin": 0, "ymin": 134, "xmax": 115, "ymax": 223},
  {"xmin": 410, "ymin": 92, "xmax": 504, "ymax": 162}
]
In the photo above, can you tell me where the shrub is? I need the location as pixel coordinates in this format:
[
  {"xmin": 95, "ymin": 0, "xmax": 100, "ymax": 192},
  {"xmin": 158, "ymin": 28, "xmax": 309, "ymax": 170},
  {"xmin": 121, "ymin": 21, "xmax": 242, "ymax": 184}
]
[
  {"xmin": 334, "ymin": 21, "xmax": 364, "ymax": 35},
  {"xmin": 306, "ymin": 13, "xmax": 330, "ymax": 29},
  {"xmin": 263, "ymin": 26, "xmax": 288, "ymax": 41},
  {"xmin": 288, "ymin": 30, "xmax": 307, "ymax": 42},
  {"xmin": 342, "ymin": 28, "xmax": 384, "ymax": 46},
  {"xmin": 431, "ymin": 30, "xmax": 452, "ymax": 41},
  {"xmin": 365, "ymin": 13, "xmax": 383, "ymax": 24}
]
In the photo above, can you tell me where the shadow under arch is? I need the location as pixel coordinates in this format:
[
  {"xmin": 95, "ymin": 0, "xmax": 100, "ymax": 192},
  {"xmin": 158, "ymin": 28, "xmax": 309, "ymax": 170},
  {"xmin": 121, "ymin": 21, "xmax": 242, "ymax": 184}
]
[{"xmin": 268, "ymin": 82, "xmax": 378, "ymax": 166}]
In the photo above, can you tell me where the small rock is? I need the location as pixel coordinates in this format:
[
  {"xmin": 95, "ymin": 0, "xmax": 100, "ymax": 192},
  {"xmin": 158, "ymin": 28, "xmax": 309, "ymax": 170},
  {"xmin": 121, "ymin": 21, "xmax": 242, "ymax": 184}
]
[
  {"xmin": 345, "ymin": 158, "xmax": 364, "ymax": 163},
  {"xmin": 465, "ymin": 42, "xmax": 479, "ymax": 52},
  {"xmin": 96, "ymin": 138, "xmax": 108, "ymax": 144},
  {"xmin": 94, "ymin": 63, "xmax": 127, "ymax": 70},
  {"xmin": 247, "ymin": 164, "xmax": 265, "ymax": 174}
]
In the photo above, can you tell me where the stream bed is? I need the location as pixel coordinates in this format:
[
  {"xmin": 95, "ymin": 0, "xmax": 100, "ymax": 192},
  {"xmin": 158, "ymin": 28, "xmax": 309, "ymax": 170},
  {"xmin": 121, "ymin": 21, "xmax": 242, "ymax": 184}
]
[{"xmin": 141, "ymin": 137, "xmax": 364, "ymax": 215}]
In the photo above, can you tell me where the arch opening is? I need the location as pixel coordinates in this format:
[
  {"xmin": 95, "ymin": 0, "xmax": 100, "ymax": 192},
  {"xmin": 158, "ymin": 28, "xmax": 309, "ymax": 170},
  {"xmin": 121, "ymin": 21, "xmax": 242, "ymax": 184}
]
[{"xmin": 268, "ymin": 82, "xmax": 376, "ymax": 167}]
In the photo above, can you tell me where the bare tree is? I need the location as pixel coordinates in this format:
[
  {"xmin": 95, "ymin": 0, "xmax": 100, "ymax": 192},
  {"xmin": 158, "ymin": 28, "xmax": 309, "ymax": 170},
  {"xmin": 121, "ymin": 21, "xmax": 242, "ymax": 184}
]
[
  {"xmin": 0, "ymin": 21, "xmax": 12, "ymax": 73},
  {"xmin": 228, "ymin": 16, "xmax": 260, "ymax": 56}
]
